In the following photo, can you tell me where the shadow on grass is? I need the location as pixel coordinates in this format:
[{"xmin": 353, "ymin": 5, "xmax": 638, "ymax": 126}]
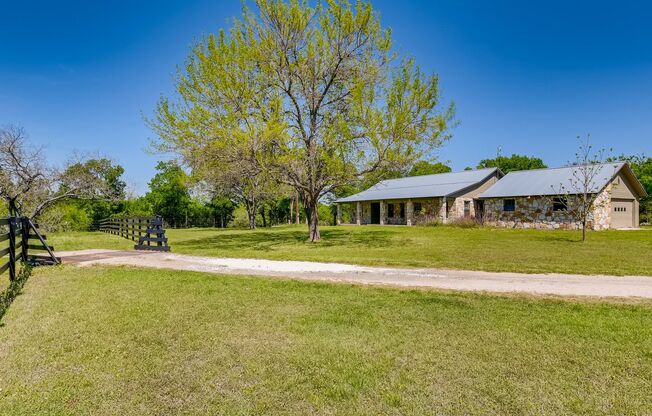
[
  {"xmin": 0, "ymin": 265, "xmax": 32, "ymax": 327},
  {"xmin": 174, "ymin": 227, "xmax": 398, "ymax": 253}
]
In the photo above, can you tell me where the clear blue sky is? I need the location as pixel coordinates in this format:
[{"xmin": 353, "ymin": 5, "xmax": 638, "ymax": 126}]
[{"xmin": 2, "ymin": 0, "xmax": 651, "ymax": 194}]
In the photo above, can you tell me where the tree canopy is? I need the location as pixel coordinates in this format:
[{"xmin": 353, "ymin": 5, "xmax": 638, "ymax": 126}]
[
  {"xmin": 477, "ymin": 154, "xmax": 546, "ymax": 173},
  {"xmin": 408, "ymin": 161, "xmax": 451, "ymax": 177},
  {"xmin": 146, "ymin": 161, "xmax": 191, "ymax": 226},
  {"xmin": 0, "ymin": 125, "xmax": 123, "ymax": 219},
  {"xmin": 151, "ymin": 0, "xmax": 454, "ymax": 241}
]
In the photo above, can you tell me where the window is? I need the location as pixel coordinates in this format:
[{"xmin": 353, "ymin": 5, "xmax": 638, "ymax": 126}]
[
  {"xmin": 614, "ymin": 206, "xmax": 627, "ymax": 212},
  {"xmin": 503, "ymin": 199, "xmax": 515, "ymax": 212},
  {"xmin": 553, "ymin": 197, "xmax": 567, "ymax": 212},
  {"xmin": 400, "ymin": 203, "xmax": 405, "ymax": 218},
  {"xmin": 414, "ymin": 202, "xmax": 422, "ymax": 214},
  {"xmin": 387, "ymin": 203, "xmax": 394, "ymax": 218},
  {"xmin": 464, "ymin": 200, "xmax": 471, "ymax": 217}
]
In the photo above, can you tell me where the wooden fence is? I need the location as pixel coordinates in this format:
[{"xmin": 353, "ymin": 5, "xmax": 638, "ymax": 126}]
[
  {"xmin": 99, "ymin": 216, "xmax": 170, "ymax": 252},
  {"xmin": 0, "ymin": 216, "xmax": 60, "ymax": 281}
]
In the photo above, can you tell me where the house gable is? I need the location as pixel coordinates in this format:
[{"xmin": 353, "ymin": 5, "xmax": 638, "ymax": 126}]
[
  {"xmin": 610, "ymin": 170, "xmax": 638, "ymax": 200},
  {"xmin": 450, "ymin": 170, "xmax": 502, "ymax": 199}
]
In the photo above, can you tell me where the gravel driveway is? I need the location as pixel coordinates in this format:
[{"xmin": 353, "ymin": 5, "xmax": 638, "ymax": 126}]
[{"xmin": 58, "ymin": 249, "xmax": 652, "ymax": 299}]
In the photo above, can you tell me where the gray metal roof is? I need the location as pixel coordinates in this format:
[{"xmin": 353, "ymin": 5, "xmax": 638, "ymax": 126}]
[
  {"xmin": 478, "ymin": 162, "xmax": 625, "ymax": 198},
  {"xmin": 336, "ymin": 168, "xmax": 498, "ymax": 203}
]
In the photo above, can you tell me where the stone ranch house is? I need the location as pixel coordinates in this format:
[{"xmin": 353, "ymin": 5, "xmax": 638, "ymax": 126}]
[
  {"xmin": 335, "ymin": 163, "xmax": 647, "ymax": 230},
  {"xmin": 478, "ymin": 162, "xmax": 647, "ymax": 230},
  {"xmin": 335, "ymin": 168, "xmax": 503, "ymax": 226}
]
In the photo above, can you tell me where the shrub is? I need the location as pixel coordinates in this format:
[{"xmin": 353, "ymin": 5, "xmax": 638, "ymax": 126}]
[
  {"xmin": 230, "ymin": 206, "xmax": 252, "ymax": 228},
  {"xmin": 417, "ymin": 219, "xmax": 442, "ymax": 227},
  {"xmin": 40, "ymin": 203, "xmax": 91, "ymax": 232},
  {"xmin": 318, "ymin": 204, "xmax": 334, "ymax": 226},
  {"xmin": 447, "ymin": 217, "xmax": 481, "ymax": 228}
]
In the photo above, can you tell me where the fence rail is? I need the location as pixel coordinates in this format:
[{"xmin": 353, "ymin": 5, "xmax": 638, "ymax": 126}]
[
  {"xmin": 0, "ymin": 216, "xmax": 59, "ymax": 281},
  {"xmin": 99, "ymin": 216, "xmax": 170, "ymax": 252}
]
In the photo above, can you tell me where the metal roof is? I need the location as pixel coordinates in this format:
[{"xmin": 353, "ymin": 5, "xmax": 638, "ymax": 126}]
[
  {"xmin": 336, "ymin": 168, "xmax": 498, "ymax": 203},
  {"xmin": 478, "ymin": 162, "xmax": 626, "ymax": 198}
]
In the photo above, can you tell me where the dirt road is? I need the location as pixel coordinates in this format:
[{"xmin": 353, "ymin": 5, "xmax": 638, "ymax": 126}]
[{"xmin": 58, "ymin": 249, "xmax": 652, "ymax": 299}]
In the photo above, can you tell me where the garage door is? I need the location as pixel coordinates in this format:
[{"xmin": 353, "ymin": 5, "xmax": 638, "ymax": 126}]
[{"xmin": 611, "ymin": 199, "xmax": 634, "ymax": 229}]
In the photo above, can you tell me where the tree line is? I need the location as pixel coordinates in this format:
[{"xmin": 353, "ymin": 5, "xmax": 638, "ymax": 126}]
[{"xmin": 2, "ymin": 124, "xmax": 649, "ymax": 230}]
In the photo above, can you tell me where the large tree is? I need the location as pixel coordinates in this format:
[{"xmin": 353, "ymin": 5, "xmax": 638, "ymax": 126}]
[
  {"xmin": 477, "ymin": 154, "xmax": 546, "ymax": 173},
  {"xmin": 0, "ymin": 125, "xmax": 121, "ymax": 219},
  {"xmin": 146, "ymin": 161, "xmax": 191, "ymax": 227},
  {"xmin": 75, "ymin": 159, "xmax": 128, "ymax": 223},
  {"xmin": 152, "ymin": 0, "xmax": 453, "ymax": 241}
]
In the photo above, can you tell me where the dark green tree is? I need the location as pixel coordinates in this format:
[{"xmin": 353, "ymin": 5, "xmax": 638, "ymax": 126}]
[
  {"xmin": 477, "ymin": 154, "xmax": 547, "ymax": 173},
  {"xmin": 146, "ymin": 161, "xmax": 191, "ymax": 227},
  {"xmin": 76, "ymin": 159, "xmax": 127, "ymax": 223},
  {"xmin": 207, "ymin": 195, "xmax": 237, "ymax": 228},
  {"xmin": 408, "ymin": 161, "xmax": 452, "ymax": 176}
]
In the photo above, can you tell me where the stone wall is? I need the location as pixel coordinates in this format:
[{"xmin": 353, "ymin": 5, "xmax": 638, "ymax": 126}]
[
  {"xmin": 483, "ymin": 189, "xmax": 611, "ymax": 230},
  {"xmin": 386, "ymin": 202, "xmax": 407, "ymax": 225},
  {"xmin": 343, "ymin": 196, "xmax": 479, "ymax": 226},
  {"xmin": 412, "ymin": 198, "xmax": 445, "ymax": 225},
  {"xmin": 592, "ymin": 188, "xmax": 611, "ymax": 230},
  {"xmin": 449, "ymin": 197, "xmax": 475, "ymax": 221}
]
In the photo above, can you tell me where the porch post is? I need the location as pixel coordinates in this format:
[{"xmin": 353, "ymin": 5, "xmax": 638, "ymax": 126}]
[
  {"xmin": 380, "ymin": 201, "xmax": 386, "ymax": 225},
  {"xmin": 439, "ymin": 197, "xmax": 448, "ymax": 223},
  {"xmin": 406, "ymin": 200, "xmax": 414, "ymax": 226},
  {"xmin": 336, "ymin": 203, "xmax": 342, "ymax": 225},
  {"xmin": 356, "ymin": 202, "xmax": 362, "ymax": 225}
]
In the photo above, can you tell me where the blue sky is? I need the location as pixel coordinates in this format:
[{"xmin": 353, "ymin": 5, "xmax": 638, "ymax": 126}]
[{"xmin": 1, "ymin": 0, "xmax": 651, "ymax": 194}]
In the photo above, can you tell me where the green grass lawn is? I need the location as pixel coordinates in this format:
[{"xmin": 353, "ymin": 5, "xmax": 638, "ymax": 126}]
[
  {"xmin": 0, "ymin": 266, "xmax": 650, "ymax": 415},
  {"xmin": 51, "ymin": 225, "xmax": 652, "ymax": 276}
]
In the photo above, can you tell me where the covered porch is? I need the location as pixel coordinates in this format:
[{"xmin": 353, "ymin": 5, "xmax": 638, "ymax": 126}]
[{"xmin": 336, "ymin": 198, "xmax": 453, "ymax": 226}]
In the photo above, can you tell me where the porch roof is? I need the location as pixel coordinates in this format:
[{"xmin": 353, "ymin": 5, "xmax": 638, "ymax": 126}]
[{"xmin": 335, "ymin": 168, "xmax": 499, "ymax": 203}]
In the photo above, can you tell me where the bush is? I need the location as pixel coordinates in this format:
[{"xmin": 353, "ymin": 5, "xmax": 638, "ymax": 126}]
[
  {"xmin": 318, "ymin": 204, "xmax": 334, "ymax": 226},
  {"xmin": 447, "ymin": 217, "xmax": 481, "ymax": 228},
  {"xmin": 40, "ymin": 203, "xmax": 92, "ymax": 232},
  {"xmin": 230, "ymin": 206, "xmax": 252, "ymax": 228},
  {"xmin": 417, "ymin": 219, "xmax": 443, "ymax": 227}
]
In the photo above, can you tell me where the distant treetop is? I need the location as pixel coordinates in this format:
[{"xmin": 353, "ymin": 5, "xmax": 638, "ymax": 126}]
[
  {"xmin": 408, "ymin": 161, "xmax": 452, "ymax": 177},
  {"xmin": 477, "ymin": 154, "xmax": 547, "ymax": 173}
]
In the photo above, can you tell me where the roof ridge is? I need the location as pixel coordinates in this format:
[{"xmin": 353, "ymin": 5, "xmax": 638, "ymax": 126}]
[
  {"xmin": 381, "ymin": 167, "xmax": 495, "ymax": 183},
  {"xmin": 503, "ymin": 162, "xmax": 622, "ymax": 175},
  {"xmin": 373, "ymin": 179, "xmax": 479, "ymax": 191},
  {"xmin": 477, "ymin": 162, "xmax": 624, "ymax": 199}
]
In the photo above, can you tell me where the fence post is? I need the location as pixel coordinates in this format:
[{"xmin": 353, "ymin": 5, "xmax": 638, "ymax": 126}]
[
  {"xmin": 20, "ymin": 217, "xmax": 29, "ymax": 262},
  {"xmin": 8, "ymin": 217, "xmax": 16, "ymax": 281}
]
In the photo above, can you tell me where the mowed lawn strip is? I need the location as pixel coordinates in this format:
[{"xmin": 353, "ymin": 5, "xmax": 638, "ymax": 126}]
[
  {"xmin": 51, "ymin": 225, "xmax": 652, "ymax": 276},
  {"xmin": 0, "ymin": 266, "xmax": 651, "ymax": 415}
]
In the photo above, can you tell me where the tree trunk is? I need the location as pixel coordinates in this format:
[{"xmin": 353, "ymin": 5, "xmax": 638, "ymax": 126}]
[
  {"xmin": 304, "ymin": 197, "xmax": 321, "ymax": 242},
  {"xmin": 582, "ymin": 218, "xmax": 587, "ymax": 242},
  {"xmin": 295, "ymin": 193, "xmax": 300, "ymax": 225},
  {"xmin": 261, "ymin": 206, "xmax": 267, "ymax": 228},
  {"xmin": 245, "ymin": 201, "xmax": 257, "ymax": 230}
]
